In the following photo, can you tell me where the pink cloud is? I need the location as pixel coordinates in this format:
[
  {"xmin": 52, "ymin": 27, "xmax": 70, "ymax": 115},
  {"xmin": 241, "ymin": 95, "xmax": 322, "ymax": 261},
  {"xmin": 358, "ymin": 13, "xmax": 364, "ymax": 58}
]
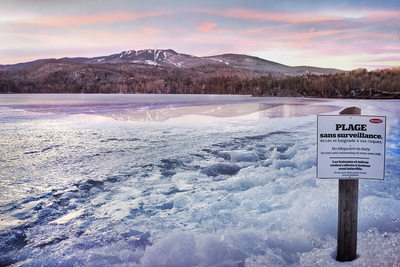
[
  {"xmin": 361, "ymin": 10, "xmax": 400, "ymax": 21},
  {"xmin": 362, "ymin": 57, "xmax": 400, "ymax": 63},
  {"xmin": 272, "ymin": 29, "xmax": 350, "ymax": 41},
  {"xmin": 17, "ymin": 11, "xmax": 174, "ymax": 27},
  {"xmin": 332, "ymin": 32, "xmax": 396, "ymax": 43},
  {"xmin": 197, "ymin": 8, "xmax": 344, "ymax": 24},
  {"xmin": 197, "ymin": 22, "xmax": 217, "ymax": 32},
  {"xmin": 139, "ymin": 27, "xmax": 163, "ymax": 35},
  {"xmin": 196, "ymin": 8, "xmax": 400, "ymax": 25}
]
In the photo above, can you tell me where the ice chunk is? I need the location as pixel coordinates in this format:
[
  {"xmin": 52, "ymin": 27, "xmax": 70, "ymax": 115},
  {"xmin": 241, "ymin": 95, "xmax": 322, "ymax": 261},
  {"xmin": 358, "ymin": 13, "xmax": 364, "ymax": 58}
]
[
  {"xmin": 201, "ymin": 163, "xmax": 241, "ymax": 177},
  {"xmin": 141, "ymin": 232, "xmax": 198, "ymax": 267},
  {"xmin": 230, "ymin": 151, "xmax": 258, "ymax": 162},
  {"xmin": 51, "ymin": 210, "xmax": 83, "ymax": 224}
]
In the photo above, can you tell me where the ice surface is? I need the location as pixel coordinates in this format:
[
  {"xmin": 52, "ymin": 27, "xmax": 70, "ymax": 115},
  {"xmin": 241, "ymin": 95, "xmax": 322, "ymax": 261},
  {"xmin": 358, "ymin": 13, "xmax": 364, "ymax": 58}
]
[{"xmin": 0, "ymin": 95, "xmax": 399, "ymax": 266}]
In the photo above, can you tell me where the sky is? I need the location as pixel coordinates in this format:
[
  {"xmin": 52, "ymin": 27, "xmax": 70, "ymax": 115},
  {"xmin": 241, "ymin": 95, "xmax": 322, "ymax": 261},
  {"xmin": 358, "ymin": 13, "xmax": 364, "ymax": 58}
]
[{"xmin": 0, "ymin": 0, "xmax": 399, "ymax": 70}]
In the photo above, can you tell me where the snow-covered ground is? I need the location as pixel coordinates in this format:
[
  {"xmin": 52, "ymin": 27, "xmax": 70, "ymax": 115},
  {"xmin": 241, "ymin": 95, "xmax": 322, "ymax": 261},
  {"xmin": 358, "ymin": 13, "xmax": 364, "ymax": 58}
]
[{"xmin": 0, "ymin": 94, "xmax": 399, "ymax": 266}]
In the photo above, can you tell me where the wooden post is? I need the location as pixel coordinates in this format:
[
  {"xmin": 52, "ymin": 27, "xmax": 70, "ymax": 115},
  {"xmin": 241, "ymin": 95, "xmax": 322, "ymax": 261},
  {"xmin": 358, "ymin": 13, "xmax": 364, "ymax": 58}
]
[{"xmin": 336, "ymin": 106, "xmax": 360, "ymax": 262}]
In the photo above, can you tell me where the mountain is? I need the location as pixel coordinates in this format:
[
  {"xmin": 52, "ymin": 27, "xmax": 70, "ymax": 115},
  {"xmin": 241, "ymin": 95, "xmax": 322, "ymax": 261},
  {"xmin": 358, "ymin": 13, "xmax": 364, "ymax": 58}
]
[
  {"xmin": 206, "ymin": 53, "xmax": 341, "ymax": 76},
  {"xmin": 5, "ymin": 48, "xmax": 380, "ymax": 96},
  {"xmin": 0, "ymin": 49, "xmax": 398, "ymax": 98},
  {"xmin": 0, "ymin": 49, "xmax": 343, "ymax": 76},
  {"xmin": 0, "ymin": 59, "xmax": 56, "ymax": 71}
]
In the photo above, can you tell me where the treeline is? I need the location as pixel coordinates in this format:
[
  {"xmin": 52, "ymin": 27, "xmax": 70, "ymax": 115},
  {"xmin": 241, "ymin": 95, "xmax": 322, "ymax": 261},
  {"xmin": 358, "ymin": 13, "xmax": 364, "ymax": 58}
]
[
  {"xmin": 0, "ymin": 61, "xmax": 399, "ymax": 98},
  {"xmin": 254, "ymin": 68, "xmax": 400, "ymax": 98}
]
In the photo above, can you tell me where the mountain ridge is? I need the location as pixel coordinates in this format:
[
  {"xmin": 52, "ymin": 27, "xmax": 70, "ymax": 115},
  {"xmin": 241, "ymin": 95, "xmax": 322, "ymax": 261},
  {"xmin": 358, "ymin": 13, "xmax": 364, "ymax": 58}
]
[{"xmin": 0, "ymin": 49, "xmax": 343, "ymax": 76}]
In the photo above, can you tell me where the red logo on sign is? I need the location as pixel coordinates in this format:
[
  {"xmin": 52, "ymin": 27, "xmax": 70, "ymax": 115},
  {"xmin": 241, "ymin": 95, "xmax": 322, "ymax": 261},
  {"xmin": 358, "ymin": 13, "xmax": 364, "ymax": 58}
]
[{"xmin": 369, "ymin": 118, "xmax": 383, "ymax": 124}]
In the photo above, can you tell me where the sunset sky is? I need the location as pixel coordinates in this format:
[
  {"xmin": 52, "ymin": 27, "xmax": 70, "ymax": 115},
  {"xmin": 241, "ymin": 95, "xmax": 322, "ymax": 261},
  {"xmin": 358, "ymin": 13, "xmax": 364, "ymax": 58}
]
[{"xmin": 1, "ymin": 0, "xmax": 399, "ymax": 70}]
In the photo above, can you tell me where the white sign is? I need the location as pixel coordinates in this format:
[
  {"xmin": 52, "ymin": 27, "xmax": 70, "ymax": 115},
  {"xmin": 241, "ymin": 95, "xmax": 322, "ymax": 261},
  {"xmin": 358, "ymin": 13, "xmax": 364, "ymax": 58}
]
[{"xmin": 317, "ymin": 115, "xmax": 386, "ymax": 180}]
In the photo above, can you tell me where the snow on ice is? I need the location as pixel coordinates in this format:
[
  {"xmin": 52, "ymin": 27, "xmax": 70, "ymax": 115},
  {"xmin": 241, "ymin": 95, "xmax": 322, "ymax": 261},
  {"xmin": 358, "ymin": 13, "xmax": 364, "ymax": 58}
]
[{"xmin": 0, "ymin": 95, "xmax": 399, "ymax": 266}]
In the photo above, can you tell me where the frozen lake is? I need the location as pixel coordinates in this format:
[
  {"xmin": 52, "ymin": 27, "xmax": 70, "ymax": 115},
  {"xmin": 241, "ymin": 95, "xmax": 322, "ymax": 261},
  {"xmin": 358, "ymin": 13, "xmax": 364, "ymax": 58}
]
[{"xmin": 0, "ymin": 94, "xmax": 399, "ymax": 266}]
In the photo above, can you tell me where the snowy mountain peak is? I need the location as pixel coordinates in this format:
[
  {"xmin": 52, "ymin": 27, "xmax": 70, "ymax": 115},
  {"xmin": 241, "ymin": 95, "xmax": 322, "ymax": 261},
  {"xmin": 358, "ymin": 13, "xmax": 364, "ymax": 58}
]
[
  {"xmin": 107, "ymin": 49, "xmax": 181, "ymax": 66},
  {"xmin": 0, "ymin": 48, "xmax": 343, "ymax": 75}
]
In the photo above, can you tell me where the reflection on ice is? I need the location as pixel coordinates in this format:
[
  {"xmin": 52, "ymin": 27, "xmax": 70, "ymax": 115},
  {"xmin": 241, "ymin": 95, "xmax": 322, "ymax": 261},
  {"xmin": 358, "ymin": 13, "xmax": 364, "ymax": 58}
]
[
  {"xmin": 104, "ymin": 103, "xmax": 341, "ymax": 122},
  {"xmin": 0, "ymin": 94, "xmax": 341, "ymax": 122},
  {"xmin": 260, "ymin": 103, "xmax": 340, "ymax": 118}
]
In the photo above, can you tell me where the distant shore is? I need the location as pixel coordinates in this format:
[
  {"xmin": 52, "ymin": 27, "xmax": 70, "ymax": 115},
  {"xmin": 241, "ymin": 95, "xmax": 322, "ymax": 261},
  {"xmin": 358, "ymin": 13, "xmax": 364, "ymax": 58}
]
[{"xmin": 1, "ymin": 61, "xmax": 399, "ymax": 99}]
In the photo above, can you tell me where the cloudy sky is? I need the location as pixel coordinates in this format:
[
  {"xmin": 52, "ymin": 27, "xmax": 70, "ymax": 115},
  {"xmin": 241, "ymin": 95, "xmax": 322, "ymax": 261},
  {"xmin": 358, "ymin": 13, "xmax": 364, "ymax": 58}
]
[{"xmin": 1, "ymin": 0, "xmax": 399, "ymax": 70}]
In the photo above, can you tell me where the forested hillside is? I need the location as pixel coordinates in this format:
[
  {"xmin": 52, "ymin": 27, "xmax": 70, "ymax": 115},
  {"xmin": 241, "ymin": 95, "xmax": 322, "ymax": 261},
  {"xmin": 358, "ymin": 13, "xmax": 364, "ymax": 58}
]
[
  {"xmin": 0, "ymin": 59, "xmax": 398, "ymax": 98},
  {"xmin": 253, "ymin": 68, "xmax": 400, "ymax": 98}
]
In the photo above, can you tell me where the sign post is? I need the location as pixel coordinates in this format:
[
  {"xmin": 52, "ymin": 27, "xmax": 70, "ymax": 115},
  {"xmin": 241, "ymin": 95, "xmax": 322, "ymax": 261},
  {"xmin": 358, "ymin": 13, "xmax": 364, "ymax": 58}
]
[
  {"xmin": 317, "ymin": 107, "xmax": 386, "ymax": 262},
  {"xmin": 337, "ymin": 107, "xmax": 360, "ymax": 262}
]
